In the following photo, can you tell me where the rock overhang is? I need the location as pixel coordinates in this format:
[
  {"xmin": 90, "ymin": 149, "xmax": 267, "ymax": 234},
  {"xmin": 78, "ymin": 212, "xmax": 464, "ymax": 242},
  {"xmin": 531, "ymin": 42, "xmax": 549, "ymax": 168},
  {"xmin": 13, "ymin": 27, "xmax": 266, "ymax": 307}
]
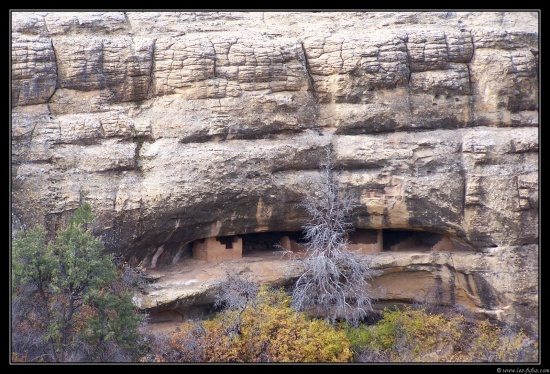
[{"xmin": 11, "ymin": 11, "xmax": 539, "ymax": 335}]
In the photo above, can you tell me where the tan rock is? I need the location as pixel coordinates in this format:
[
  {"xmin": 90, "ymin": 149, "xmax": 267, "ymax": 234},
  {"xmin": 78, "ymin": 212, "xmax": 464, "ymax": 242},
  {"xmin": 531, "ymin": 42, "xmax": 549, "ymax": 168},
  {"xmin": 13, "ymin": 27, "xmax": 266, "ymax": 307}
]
[{"xmin": 11, "ymin": 11, "xmax": 539, "ymax": 335}]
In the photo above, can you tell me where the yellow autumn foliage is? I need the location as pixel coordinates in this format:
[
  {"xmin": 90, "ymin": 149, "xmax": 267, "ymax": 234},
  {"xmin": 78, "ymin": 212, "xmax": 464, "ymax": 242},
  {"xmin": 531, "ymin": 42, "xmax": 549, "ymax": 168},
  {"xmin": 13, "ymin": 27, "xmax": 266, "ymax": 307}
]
[
  {"xmin": 345, "ymin": 306, "xmax": 538, "ymax": 363},
  {"xmin": 153, "ymin": 286, "xmax": 353, "ymax": 363}
]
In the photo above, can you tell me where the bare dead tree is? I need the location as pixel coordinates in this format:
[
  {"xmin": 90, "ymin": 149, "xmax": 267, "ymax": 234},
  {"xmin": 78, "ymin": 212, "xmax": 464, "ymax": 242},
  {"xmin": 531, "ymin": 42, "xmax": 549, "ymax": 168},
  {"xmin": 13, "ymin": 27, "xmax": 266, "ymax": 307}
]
[
  {"xmin": 291, "ymin": 146, "xmax": 377, "ymax": 326},
  {"xmin": 214, "ymin": 268, "xmax": 259, "ymax": 339}
]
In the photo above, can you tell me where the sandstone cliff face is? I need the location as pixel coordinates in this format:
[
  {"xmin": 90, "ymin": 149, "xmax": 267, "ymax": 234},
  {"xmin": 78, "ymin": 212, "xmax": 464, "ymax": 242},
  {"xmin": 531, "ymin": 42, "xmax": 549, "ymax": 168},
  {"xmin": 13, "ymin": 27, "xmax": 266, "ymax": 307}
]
[{"xmin": 11, "ymin": 12, "xmax": 538, "ymax": 333}]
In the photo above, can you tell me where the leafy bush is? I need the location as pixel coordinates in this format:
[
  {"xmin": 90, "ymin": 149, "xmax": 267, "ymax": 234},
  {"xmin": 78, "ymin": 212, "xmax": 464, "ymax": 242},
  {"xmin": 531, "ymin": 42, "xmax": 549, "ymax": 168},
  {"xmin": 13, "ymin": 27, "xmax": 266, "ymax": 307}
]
[
  {"xmin": 345, "ymin": 307, "xmax": 462, "ymax": 362},
  {"xmin": 144, "ymin": 296, "xmax": 537, "ymax": 363},
  {"xmin": 345, "ymin": 307, "xmax": 538, "ymax": 363},
  {"xmin": 147, "ymin": 286, "xmax": 353, "ymax": 362},
  {"xmin": 11, "ymin": 204, "xmax": 146, "ymax": 362},
  {"xmin": 454, "ymin": 319, "xmax": 538, "ymax": 363}
]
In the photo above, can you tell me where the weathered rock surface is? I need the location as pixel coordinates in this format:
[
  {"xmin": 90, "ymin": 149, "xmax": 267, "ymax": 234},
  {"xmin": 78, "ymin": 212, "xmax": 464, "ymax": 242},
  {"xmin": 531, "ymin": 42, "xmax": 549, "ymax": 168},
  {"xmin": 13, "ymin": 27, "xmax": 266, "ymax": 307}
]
[{"xmin": 11, "ymin": 12, "xmax": 538, "ymax": 334}]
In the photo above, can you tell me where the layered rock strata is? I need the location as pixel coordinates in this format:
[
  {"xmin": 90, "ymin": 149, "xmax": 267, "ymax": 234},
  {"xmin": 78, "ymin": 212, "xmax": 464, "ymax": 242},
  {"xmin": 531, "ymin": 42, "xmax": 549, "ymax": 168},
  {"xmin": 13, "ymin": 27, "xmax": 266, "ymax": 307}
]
[{"xmin": 11, "ymin": 11, "xmax": 539, "ymax": 334}]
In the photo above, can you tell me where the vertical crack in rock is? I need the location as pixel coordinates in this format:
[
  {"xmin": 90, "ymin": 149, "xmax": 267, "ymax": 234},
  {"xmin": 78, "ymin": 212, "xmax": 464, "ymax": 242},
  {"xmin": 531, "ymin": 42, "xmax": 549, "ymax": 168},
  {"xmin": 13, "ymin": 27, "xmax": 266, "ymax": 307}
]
[
  {"xmin": 46, "ymin": 38, "xmax": 58, "ymax": 103},
  {"xmin": 466, "ymin": 33, "xmax": 476, "ymax": 126},
  {"xmin": 211, "ymin": 39, "xmax": 217, "ymax": 77},
  {"xmin": 134, "ymin": 138, "xmax": 144, "ymax": 172},
  {"xmin": 443, "ymin": 32, "xmax": 451, "ymax": 65},
  {"xmin": 467, "ymin": 32, "xmax": 475, "ymax": 62},
  {"xmin": 457, "ymin": 140, "xmax": 467, "ymax": 217},
  {"xmin": 514, "ymin": 175, "xmax": 521, "ymax": 208},
  {"xmin": 146, "ymin": 39, "xmax": 156, "ymax": 99},
  {"xmin": 98, "ymin": 119, "xmax": 106, "ymax": 138},
  {"xmin": 97, "ymin": 39, "xmax": 105, "ymax": 90},
  {"xmin": 448, "ymin": 252, "xmax": 459, "ymax": 306},
  {"xmin": 300, "ymin": 41, "xmax": 317, "ymax": 101},
  {"xmin": 42, "ymin": 12, "xmax": 58, "ymax": 102},
  {"xmin": 123, "ymin": 11, "xmax": 132, "ymax": 33},
  {"xmin": 403, "ymin": 33, "xmax": 414, "ymax": 120},
  {"xmin": 339, "ymin": 39, "xmax": 344, "ymax": 72}
]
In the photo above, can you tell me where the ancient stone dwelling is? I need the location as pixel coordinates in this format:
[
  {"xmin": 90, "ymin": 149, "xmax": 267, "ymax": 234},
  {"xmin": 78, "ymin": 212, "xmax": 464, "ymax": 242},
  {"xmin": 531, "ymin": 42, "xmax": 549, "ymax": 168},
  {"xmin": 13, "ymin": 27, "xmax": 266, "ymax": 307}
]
[
  {"xmin": 191, "ymin": 228, "xmax": 471, "ymax": 261},
  {"xmin": 192, "ymin": 236, "xmax": 243, "ymax": 261}
]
